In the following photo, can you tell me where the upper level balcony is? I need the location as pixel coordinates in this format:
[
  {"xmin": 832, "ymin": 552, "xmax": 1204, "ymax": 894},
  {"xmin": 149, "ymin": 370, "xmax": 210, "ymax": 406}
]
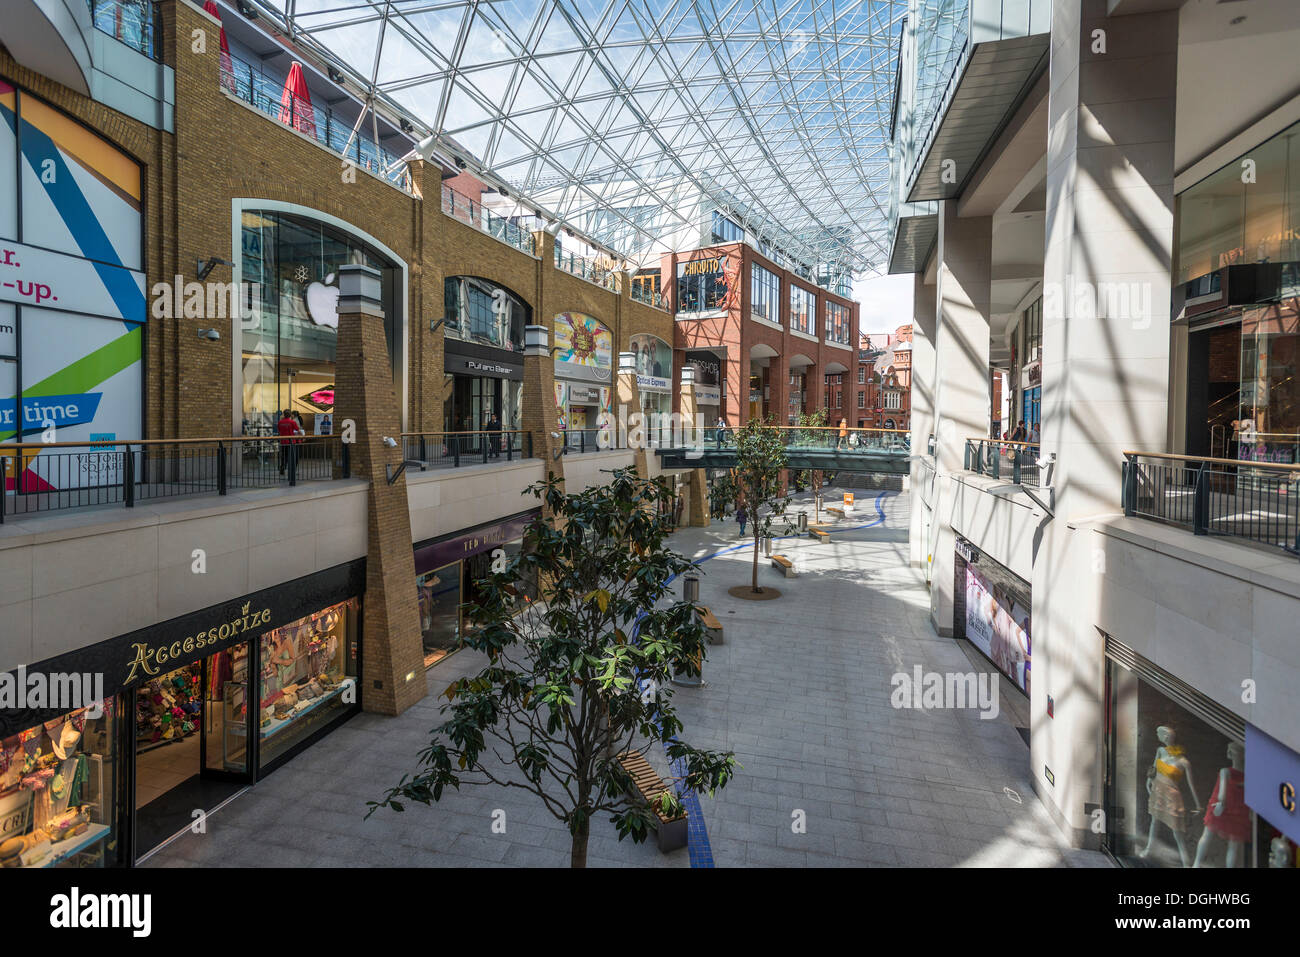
[
  {"xmin": 554, "ymin": 246, "xmax": 622, "ymax": 294},
  {"xmin": 441, "ymin": 184, "xmax": 539, "ymax": 257}
]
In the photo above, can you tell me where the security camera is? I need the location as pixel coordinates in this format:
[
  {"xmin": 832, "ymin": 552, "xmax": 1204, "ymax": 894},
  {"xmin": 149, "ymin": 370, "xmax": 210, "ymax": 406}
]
[
  {"xmin": 198, "ymin": 328, "xmax": 220, "ymax": 341},
  {"xmin": 382, "ymin": 436, "xmax": 398, "ymax": 449}
]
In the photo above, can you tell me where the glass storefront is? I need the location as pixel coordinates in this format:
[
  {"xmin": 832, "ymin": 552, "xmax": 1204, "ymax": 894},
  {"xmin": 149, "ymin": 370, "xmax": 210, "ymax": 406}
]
[
  {"xmin": 240, "ymin": 209, "xmax": 402, "ymax": 436},
  {"xmin": 443, "ymin": 278, "xmax": 528, "ymax": 438},
  {"xmin": 1104, "ymin": 646, "xmax": 1273, "ymax": 868},
  {"xmin": 955, "ymin": 541, "xmax": 1030, "ymax": 695},
  {"xmin": 414, "ymin": 513, "xmax": 540, "ymax": 669},
  {"xmin": 258, "ymin": 598, "xmax": 359, "ymax": 766},
  {"xmin": 0, "ymin": 702, "xmax": 119, "ymax": 869},
  {"xmin": 632, "ymin": 334, "xmax": 673, "ymax": 423}
]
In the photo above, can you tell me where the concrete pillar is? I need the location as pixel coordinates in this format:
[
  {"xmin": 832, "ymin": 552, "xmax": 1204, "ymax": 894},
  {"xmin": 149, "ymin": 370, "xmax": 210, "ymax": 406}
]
[
  {"xmin": 1031, "ymin": 0, "xmax": 1179, "ymax": 847},
  {"xmin": 332, "ymin": 264, "xmax": 426, "ymax": 716},
  {"xmin": 929, "ymin": 203, "xmax": 992, "ymax": 635},
  {"xmin": 909, "ymin": 273, "xmax": 938, "ymax": 569}
]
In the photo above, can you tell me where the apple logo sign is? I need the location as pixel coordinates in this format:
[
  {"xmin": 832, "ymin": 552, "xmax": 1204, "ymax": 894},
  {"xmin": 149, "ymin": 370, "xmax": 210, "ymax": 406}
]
[{"xmin": 305, "ymin": 272, "xmax": 340, "ymax": 329}]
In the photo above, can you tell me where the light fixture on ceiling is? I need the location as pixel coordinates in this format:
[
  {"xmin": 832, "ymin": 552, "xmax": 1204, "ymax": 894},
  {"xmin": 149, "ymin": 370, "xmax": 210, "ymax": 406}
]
[
  {"xmin": 455, "ymin": 157, "xmax": 467, "ymax": 170},
  {"xmin": 236, "ymin": 0, "xmax": 259, "ymax": 18},
  {"xmin": 327, "ymin": 66, "xmax": 345, "ymax": 84},
  {"xmin": 399, "ymin": 119, "xmax": 414, "ymax": 135}
]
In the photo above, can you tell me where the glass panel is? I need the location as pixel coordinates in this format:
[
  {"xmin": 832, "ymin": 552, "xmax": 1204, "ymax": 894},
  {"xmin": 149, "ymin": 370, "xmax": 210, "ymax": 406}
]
[
  {"xmin": 258, "ymin": 598, "xmax": 360, "ymax": 765},
  {"xmin": 418, "ymin": 561, "xmax": 463, "ymax": 668},
  {"xmin": 1237, "ymin": 300, "xmax": 1300, "ymax": 465},
  {"xmin": 1106, "ymin": 660, "xmax": 1255, "ymax": 868},
  {"xmin": 204, "ymin": 645, "xmax": 249, "ymax": 774},
  {"xmin": 0, "ymin": 700, "xmax": 119, "ymax": 868}
]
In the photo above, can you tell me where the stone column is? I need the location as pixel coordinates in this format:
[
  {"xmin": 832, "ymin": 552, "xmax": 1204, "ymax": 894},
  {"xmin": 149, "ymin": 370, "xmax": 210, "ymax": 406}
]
[
  {"xmin": 929, "ymin": 202, "xmax": 992, "ymax": 635},
  {"xmin": 908, "ymin": 273, "xmax": 938, "ymax": 569},
  {"xmin": 616, "ymin": 351, "xmax": 648, "ymax": 478},
  {"xmin": 1031, "ymin": 0, "xmax": 1179, "ymax": 847},
  {"xmin": 332, "ymin": 264, "xmax": 426, "ymax": 716}
]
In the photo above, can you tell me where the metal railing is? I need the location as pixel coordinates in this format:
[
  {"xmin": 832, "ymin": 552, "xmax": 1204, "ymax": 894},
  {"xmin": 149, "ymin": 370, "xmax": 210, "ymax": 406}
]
[
  {"xmin": 648, "ymin": 425, "xmax": 911, "ymax": 453},
  {"xmin": 554, "ymin": 247, "xmax": 622, "ymax": 293},
  {"xmin": 441, "ymin": 185, "xmax": 539, "ymax": 256},
  {"xmin": 629, "ymin": 283, "xmax": 665, "ymax": 310},
  {"xmin": 89, "ymin": 0, "xmax": 159, "ymax": 59},
  {"xmin": 220, "ymin": 52, "xmax": 413, "ymax": 194},
  {"xmin": 1123, "ymin": 451, "xmax": 1300, "ymax": 557},
  {"xmin": 400, "ymin": 431, "xmax": 533, "ymax": 469},
  {"xmin": 560, "ymin": 428, "xmax": 624, "ymax": 454},
  {"xmin": 0, "ymin": 436, "xmax": 349, "ymax": 522},
  {"xmin": 964, "ymin": 438, "xmax": 1041, "ymax": 487}
]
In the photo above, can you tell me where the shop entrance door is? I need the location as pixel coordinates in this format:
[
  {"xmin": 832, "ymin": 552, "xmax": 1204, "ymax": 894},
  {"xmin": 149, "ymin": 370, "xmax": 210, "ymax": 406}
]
[{"xmin": 132, "ymin": 645, "xmax": 252, "ymax": 861}]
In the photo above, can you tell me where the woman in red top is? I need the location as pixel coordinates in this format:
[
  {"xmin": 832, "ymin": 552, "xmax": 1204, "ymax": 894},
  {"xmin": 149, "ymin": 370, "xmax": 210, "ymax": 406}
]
[{"xmin": 277, "ymin": 410, "xmax": 303, "ymax": 474}]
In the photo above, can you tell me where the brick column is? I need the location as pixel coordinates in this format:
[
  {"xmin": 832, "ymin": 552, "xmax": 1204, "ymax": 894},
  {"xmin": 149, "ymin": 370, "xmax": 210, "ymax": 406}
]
[
  {"xmin": 616, "ymin": 351, "xmax": 648, "ymax": 478},
  {"xmin": 333, "ymin": 264, "xmax": 425, "ymax": 716},
  {"xmin": 522, "ymin": 324, "xmax": 566, "ymax": 486}
]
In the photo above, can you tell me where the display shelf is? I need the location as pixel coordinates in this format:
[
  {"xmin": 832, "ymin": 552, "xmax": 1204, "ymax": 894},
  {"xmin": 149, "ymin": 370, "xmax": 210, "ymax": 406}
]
[
  {"xmin": 31, "ymin": 823, "xmax": 111, "ymax": 868},
  {"xmin": 260, "ymin": 678, "xmax": 355, "ymax": 739}
]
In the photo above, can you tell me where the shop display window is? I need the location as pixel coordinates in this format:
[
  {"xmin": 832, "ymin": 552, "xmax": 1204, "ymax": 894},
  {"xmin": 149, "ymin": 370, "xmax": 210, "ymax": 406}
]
[
  {"xmin": 0, "ymin": 702, "xmax": 118, "ymax": 869},
  {"xmin": 1105, "ymin": 658, "xmax": 1263, "ymax": 868},
  {"xmin": 258, "ymin": 598, "xmax": 359, "ymax": 765},
  {"xmin": 418, "ymin": 561, "xmax": 463, "ymax": 668}
]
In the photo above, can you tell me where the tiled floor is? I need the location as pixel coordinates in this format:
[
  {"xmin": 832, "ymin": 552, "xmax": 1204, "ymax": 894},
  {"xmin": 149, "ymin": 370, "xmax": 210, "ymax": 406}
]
[
  {"xmin": 146, "ymin": 487, "xmax": 1109, "ymax": 868},
  {"xmin": 134, "ymin": 733, "xmax": 202, "ymax": 810}
]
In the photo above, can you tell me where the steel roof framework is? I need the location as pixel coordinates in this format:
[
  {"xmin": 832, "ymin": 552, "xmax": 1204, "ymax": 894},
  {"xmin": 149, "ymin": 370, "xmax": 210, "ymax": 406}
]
[{"xmin": 252, "ymin": 0, "xmax": 903, "ymax": 277}]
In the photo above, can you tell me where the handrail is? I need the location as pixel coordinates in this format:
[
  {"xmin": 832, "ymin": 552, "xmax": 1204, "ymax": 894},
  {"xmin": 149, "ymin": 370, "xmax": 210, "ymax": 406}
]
[
  {"xmin": 970, "ymin": 436, "xmax": 1041, "ymax": 451},
  {"xmin": 401, "ymin": 429, "xmax": 529, "ymax": 437},
  {"xmin": 1123, "ymin": 450, "xmax": 1300, "ymax": 473},
  {"xmin": 1, "ymin": 435, "xmax": 345, "ymax": 450}
]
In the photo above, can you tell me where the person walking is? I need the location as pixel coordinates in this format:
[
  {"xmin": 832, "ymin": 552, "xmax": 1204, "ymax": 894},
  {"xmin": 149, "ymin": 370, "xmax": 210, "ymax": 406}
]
[
  {"xmin": 716, "ymin": 415, "xmax": 729, "ymax": 448},
  {"xmin": 276, "ymin": 408, "xmax": 301, "ymax": 475},
  {"xmin": 736, "ymin": 504, "xmax": 748, "ymax": 538},
  {"xmin": 837, "ymin": 418, "xmax": 849, "ymax": 450},
  {"xmin": 487, "ymin": 411, "xmax": 502, "ymax": 458}
]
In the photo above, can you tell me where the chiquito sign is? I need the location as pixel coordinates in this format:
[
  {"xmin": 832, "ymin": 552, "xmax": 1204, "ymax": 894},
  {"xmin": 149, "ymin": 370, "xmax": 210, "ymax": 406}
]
[{"xmin": 124, "ymin": 601, "xmax": 271, "ymax": 683}]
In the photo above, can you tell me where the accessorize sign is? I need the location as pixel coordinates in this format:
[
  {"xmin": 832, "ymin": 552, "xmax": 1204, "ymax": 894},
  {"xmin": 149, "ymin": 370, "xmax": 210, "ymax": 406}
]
[{"xmin": 0, "ymin": 560, "xmax": 365, "ymax": 739}]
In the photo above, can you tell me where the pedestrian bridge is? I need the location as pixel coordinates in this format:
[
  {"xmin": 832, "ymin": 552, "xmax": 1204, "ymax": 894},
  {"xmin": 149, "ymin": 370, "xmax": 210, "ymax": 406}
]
[{"xmin": 652, "ymin": 427, "xmax": 912, "ymax": 474}]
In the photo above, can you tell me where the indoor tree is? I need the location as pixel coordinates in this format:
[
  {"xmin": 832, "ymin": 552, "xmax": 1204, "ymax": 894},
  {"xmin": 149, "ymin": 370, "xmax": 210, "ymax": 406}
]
[
  {"xmin": 712, "ymin": 415, "xmax": 793, "ymax": 594},
  {"xmin": 367, "ymin": 468, "xmax": 736, "ymax": 867}
]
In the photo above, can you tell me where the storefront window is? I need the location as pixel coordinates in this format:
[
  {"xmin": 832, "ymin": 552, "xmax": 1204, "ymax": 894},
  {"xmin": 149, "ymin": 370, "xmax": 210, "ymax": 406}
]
[
  {"xmin": 0, "ymin": 702, "xmax": 118, "ymax": 868},
  {"xmin": 751, "ymin": 263, "xmax": 781, "ymax": 323},
  {"xmin": 1177, "ymin": 120, "xmax": 1300, "ymax": 283},
  {"xmin": 444, "ymin": 276, "xmax": 527, "ymax": 353},
  {"xmin": 240, "ymin": 209, "xmax": 401, "ymax": 435},
  {"xmin": 676, "ymin": 257, "xmax": 728, "ymax": 313},
  {"xmin": 790, "ymin": 285, "xmax": 815, "ymax": 336},
  {"xmin": 418, "ymin": 562, "xmax": 463, "ymax": 668},
  {"xmin": 961, "ymin": 556, "xmax": 1030, "ymax": 694},
  {"xmin": 1106, "ymin": 656, "xmax": 1259, "ymax": 868},
  {"xmin": 826, "ymin": 301, "xmax": 850, "ymax": 344},
  {"xmin": 258, "ymin": 598, "xmax": 359, "ymax": 766}
]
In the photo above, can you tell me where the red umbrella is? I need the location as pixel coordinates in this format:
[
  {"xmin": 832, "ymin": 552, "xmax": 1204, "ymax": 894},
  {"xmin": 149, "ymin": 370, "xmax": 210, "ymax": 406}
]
[
  {"xmin": 202, "ymin": 1, "xmax": 235, "ymax": 93},
  {"xmin": 279, "ymin": 61, "xmax": 317, "ymax": 138}
]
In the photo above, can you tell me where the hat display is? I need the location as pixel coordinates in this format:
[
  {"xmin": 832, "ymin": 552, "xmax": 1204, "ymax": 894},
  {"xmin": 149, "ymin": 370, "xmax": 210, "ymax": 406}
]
[{"xmin": 51, "ymin": 720, "xmax": 82, "ymax": 761}]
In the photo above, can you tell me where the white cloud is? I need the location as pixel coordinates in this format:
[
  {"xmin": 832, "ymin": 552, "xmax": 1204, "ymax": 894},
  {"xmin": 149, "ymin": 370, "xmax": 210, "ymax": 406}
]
[{"xmin": 852, "ymin": 272, "xmax": 913, "ymax": 339}]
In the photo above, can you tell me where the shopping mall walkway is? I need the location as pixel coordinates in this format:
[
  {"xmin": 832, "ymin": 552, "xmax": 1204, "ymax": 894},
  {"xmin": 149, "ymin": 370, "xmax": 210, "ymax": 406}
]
[{"xmin": 145, "ymin": 487, "xmax": 1108, "ymax": 868}]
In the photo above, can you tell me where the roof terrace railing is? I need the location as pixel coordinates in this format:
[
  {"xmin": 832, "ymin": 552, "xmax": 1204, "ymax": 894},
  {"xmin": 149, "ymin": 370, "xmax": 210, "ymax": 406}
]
[
  {"xmin": 554, "ymin": 247, "xmax": 622, "ymax": 294},
  {"xmin": 88, "ymin": 0, "xmax": 159, "ymax": 60},
  {"xmin": 629, "ymin": 282, "xmax": 665, "ymax": 310},
  {"xmin": 441, "ymin": 185, "xmax": 539, "ymax": 256},
  {"xmin": 220, "ymin": 52, "xmax": 414, "ymax": 194},
  {"xmin": 1122, "ymin": 451, "xmax": 1300, "ymax": 558}
]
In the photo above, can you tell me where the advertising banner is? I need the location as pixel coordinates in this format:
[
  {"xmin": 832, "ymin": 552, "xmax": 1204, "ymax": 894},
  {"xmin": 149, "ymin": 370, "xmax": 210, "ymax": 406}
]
[
  {"xmin": 631, "ymin": 333, "xmax": 672, "ymax": 392},
  {"xmin": 554, "ymin": 312, "xmax": 612, "ymax": 383},
  {"xmin": 1, "ymin": 84, "xmax": 143, "ymax": 491},
  {"xmin": 965, "ymin": 564, "xmax": 1031, "ymax": 694}
]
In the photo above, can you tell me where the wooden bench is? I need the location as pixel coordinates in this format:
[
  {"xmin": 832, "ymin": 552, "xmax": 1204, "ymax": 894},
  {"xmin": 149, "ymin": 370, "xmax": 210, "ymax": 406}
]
[
  {"xmin": 696, "ymin": 605, "xmax": 724, "ymax": 645},
  {"xmin": 826, "ymin": 506, "xmax": 845, "ymax": 519},
  {"xmin": 618, "ymin": 751, "xmax": 688, "ymax": 852},
  {"xmin": 809, "ymin": 525, "xmax": 832, "ymax": 543},
  {"xmin": 770, "ymin": 554, "xmax": 796, "ymax": 578}
]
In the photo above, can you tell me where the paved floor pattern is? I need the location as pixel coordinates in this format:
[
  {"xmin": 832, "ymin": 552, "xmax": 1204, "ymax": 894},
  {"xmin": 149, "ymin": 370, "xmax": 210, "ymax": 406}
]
[{"xmin": 147, "ymin": 488, "xmax": 1108, "ymax": 868}]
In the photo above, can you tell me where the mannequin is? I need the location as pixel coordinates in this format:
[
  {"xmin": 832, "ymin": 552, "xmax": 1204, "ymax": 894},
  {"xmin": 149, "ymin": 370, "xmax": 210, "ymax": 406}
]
[
  {"xmin": 1269, "ymin": 836, "xmax": 1295, "ymax": 868},
  {"xmin": 1193, "ymin": 741, "xmax": 1248, "ymax": 867},
  {"xmin": 1139, "ymin": 725, "xmax": 1201, "ymax": 866}
]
